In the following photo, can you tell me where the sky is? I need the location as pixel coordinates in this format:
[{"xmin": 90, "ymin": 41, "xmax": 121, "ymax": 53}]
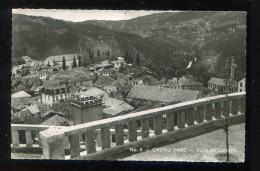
[{"xmin": 12, "ymin": 9, "xmax": 177, "ymax": 22}]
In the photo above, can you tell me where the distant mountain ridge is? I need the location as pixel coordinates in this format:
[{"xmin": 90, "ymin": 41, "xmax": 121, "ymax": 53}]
[{"xmin": 12, "ymin": 11, "xmax": 246, "ymax": 84}]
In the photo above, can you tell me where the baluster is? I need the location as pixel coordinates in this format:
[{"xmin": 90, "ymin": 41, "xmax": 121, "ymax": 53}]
[
  {"xmin": 68, "ymin": 133, "xmax": 80, "ymax": 158},
  {"xmin": 177, "ymin": 110, "xmax": 185, "ymax": 128},
  {"xmin": 128, "ymin": 121, "xmax": 137, "ymax": 142},
  {"xmin": 101, "ymin": 128, "xmax": 111, "ymax": 149},
  {"xmin": 38, "ymin": 134, "xmax": 42, "ymax": 147},
  {"xmin": 205, "ymin": 103, "xmax": 213, "ymax": 121},
  {"xmin": 186, "ymin": 108, "xmax": 195, "ymax": 126},
  {"xmin": 239, "ymin": 97, "xmax": 246, "ymax": 114},
  {"xmin": 141, "ymin": 119, "xmax": 149, "ymax": 138},
  {"xmin": 154, "ymin": 115, "xmax": 163, "ymax": 135},
  {"xmin": 26, "ymin": 130, "xmax": 33, "ymax": 147},
  {"xmin": 222, "ymin": 100, "xmax": 230, "ymax": 117},
  {"xmin": 85, "ymin": 130, "xmax": 96, "ymax": 154},
  {"xmin": 115, "ymin": 125, "xmax": 124, "ymax": 145},
  {"xmin": 231, "ymin": 99, "xmax": 239, "ymax": 115},
  {"xmin": 166, "ymin": 112, "xmax": 175, "ymax": 132},
  {"xmin": 214, "ymin": 102, "xmax": 221, "ymax": 119},
  {"xmin": 96, "ymin": 130, "xmax": 102, "ymax": 147},
  {"xmin": 196, "ymin": 106, "xmax": 204, "ymax": 123},
  {"xmin": 11, "ymin": 130, "xmax": 19, "ymax": 146}
]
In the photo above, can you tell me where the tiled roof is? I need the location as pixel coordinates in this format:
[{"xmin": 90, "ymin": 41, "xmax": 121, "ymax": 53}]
[
  {"xmin": 11, "ymin": 91, "xmax": 31, "ymax": 99},
  {"xmin": 180, "ymin": 80, "xmax": 203, "ymax": 86},
  {"xmin": 47, "ymin": 54, "xmax": 82, "ymax": 62},
  {"xmin": 76, "ymin": 87, "xmax": 108, "ymax": 98},
  {"xmin": 41, "ymin": 114, "xmax": 72, "ymax": 126},
  {"xmin": 26, "ymin": 104, "xmax": 39, "ymax": 114},
  {"xmin": 93, "ymin": 75, "xmax": 115, "ymax": 87},
  {"xmin": 103, "ymin": 103, "xmax": 134, "ymax": 116},
  {"xmin": 127, "ymin": 85, "xmax": 200, "ymax": 103},
  {"xmin": 208, "ymin": 78, "xmax": 226, "ymax": 86},
  {"xmin": 93, "ymin": 63, "xmax": 113, "ymax": 68}
]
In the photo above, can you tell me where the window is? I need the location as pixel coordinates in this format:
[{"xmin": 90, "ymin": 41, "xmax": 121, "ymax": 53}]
[
  {"xmin": 74, "ymin": 82, "xmax": 76, "ymax": 86},
  {"xmin": 56, "ymin": 96, "xmax": 59, "ymax": 101},
  {"xmin": 60, "ymin": 94, "xmax": 63, "ymax": 99},
  {"xmin": 240, "ymin": 89, "xmax": 242, "ymax": 92},
  {"xmin": 48, "ymin": 96, "xmax": 50, "ymax": 100},
  {"xmin": 80, "ymin": 81, "xmax": 83, "ymax": 86},
  {"xmin": 53, "ymin": 96, "xmax": 55, "ymax": 102},
  {"xmin": 240, "ymin": 82, "xmax": 243, "ymax": 87}
]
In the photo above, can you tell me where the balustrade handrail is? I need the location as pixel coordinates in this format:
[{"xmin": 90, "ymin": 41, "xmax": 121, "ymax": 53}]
[{"xmin": 42, "ymin": 92, "xmax": 245, "ymax": 142}]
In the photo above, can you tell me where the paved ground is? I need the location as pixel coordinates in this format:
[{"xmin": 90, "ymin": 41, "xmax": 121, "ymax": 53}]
[
  {"xmin": 119, "ymin": 123, "xmax": 245, "ymax": 162},
  {"xmin": 12, "ymin": 123, "xmax": 245, "ymax": 162}
]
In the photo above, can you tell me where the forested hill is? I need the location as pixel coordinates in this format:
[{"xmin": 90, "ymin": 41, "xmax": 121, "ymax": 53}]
[{"xmin": 12, "ymin": 12, "xmax": 246, "ymax": 84}]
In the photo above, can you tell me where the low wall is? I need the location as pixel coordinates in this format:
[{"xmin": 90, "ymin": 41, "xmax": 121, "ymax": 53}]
[{"xmin": 78, "ymin": 114, "xmax": 245, "ymax": 160}]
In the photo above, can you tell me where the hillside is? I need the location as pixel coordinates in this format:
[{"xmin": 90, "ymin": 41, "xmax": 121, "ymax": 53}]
[{"xmin": 12, "ymin": 12, "xmax": 246, "ymax": 84}]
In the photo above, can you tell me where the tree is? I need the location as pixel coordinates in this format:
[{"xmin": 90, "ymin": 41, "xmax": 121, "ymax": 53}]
[
  {"xmin": 62, "ymin": 56, "xmax": 66, "ymax": 70},
  {"xmin": 89, "ymin": 49, "xmax": 94, "ymax": 59},
  {"xmin": 72, "ymin": 56, "xmax": 77, "ymax": 68},
  {"xmin": 136, "ymin": 53, "xmax": 140, "ymax": 66},
  {"xmin": 78, "ymin": 55, "xmax": 81, "ymax": 67},
  {"xmin": 107, "ymin": 50, "xmax": 110, "ymax": 56},
  {"xmin": 97, "ymin": 49, "xmax": 100, "ymax": 57}
]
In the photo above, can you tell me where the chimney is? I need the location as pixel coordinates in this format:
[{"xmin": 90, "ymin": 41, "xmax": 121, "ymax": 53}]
[{"xmin": 70, "ymin": 96, "xmax": 103, "ymax": 125}]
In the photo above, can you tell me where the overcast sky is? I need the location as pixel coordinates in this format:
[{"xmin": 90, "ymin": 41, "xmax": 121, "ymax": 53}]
[{"xmin": 13, "ymin": 9, "xmax": 177, "ymax": 22}]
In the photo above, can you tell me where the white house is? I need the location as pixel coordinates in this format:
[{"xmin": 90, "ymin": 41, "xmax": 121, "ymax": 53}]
[
  {"xmin": 41, "ymin": 82, "xmax": 71, "ymax": 107},
  {"xmin": 111, "ymin": 57, "xmax": 126, "ymax": 71},
  {"xmin": 43, "ymin": 54, "xmax": 82, "ymax": 70},
  {"xmin": 103, "ymin": 85, "xmax": 117, "ymax": 93},
  {"xmin": 238, "ymin": 77, "xmax": 246, "ymax": 92}
]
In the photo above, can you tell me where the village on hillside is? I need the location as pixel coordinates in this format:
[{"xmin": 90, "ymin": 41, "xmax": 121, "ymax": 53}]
[{"xmin": 11, "ymin": 51, "xmax": 246, "ymax": 143}]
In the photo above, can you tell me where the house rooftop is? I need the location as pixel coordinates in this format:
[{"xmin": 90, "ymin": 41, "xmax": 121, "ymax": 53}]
[
  {"xmin": 41, "ymin": 114, "xmax": 73, "ymax": 126},
  {"xmin": 208, "ymin": 77, "xmax": 226, "ymax": 86},
  {"xmin": 127, "ymin": 85, "xmax": 200, "ymax": 103},
  {"xmin": 46, "ymin": 54, "xmax": 82, "ymax": 62},
  {"xmin": 93, "ymin": 75, "xmax": 115, "ymax": 88},
  {"xmin": 11, "ymin": 91, "xmax": 31, "ymax": 99},
  {"xmin": 76, "ymin": 87, "xmax": 108, "ymax": 98}
]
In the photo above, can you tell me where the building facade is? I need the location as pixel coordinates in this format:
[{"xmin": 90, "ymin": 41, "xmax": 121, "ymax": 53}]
[
  {"xmin": 41, "ymin": 85, "xmax": 71, "ymax": 107},
  {"xmin": 238, "ymin": 77, "xmax": 246, "ymax": 92}
]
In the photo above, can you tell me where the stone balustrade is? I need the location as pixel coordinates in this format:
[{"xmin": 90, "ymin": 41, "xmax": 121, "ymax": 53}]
[{"xmin": 15, "ymin": 92, "xmax": 246, "ymax": 160}]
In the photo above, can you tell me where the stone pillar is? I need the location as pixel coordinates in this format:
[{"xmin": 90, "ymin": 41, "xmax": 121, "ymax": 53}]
[
  {"xmin": 25, "ymin": 130, "xmax": 33, "ymax": 147},
  {"xmin": 186, "ymin": 108, "xmax": 195, "ymax": 126},
  {"xmin": 38, "ymin": 132, "xmax": 42, "ymax": 147},
  {"xmin": 153, "ymin": 115, "xmax": 163, "ymax": 135},
  {"xmin": 196, "ymin": 106, "xmax": 204, "ymax": 123},
  {"xmin": 68, "ymin": 133, "xmax": 80, "ymax": 158},
  {"xmin": 11, "ymin": 130, "xmax": 19, "ymax": 146},
  {"xmin": 177, "ymin": 110, "xmax": 185, "ymax": 128},
  {"xmin": 239, "ymin": 97, "xmax": 246, "ymax": 114},
  {"xmin": 85, "ymin": 131, "xmax": 96, "ymax": 154},
  {"xmin": 141, "ymin": 119, "xmax": 149, "ymax": 138},
  {"xmin": 96, "ymin": 130, "xmax": 102, "ymax": 147},
  {"xmin": 231, "ymin": 99, "xmax": 239, "ymax": 115},
  {"xmin": 128, "ymin": 121, "xmax": 137, "ymax": 142},
  {"xmin": 166, "ymin": 112, "xmax": 175, "ymax": 132},
  {"xmin": 222, "ymin": 100, "xmax": 230, "ymax": 117},
  {"xmin": 115, "ymin": 125, "xmax": 124, "ymax": 146},
  {"xmin": 205, "ymin": 103, "xmax": 213, "ymax": 121},
  {"xmin": 214, "ymin": 102, "xmax": 221, "ymax": 119},
  {"xmin": 40, "ymin": 127, "xmax": 65, "ymax": 159},
  {"xmin": 101, "ymin": 128, "xmax": 111, "ymax": 150}
]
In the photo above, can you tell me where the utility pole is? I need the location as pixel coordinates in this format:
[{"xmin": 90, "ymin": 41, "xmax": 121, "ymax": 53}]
[
  {"xmin": 223, "ymin": 118, "xmax": 231, "ymax": 162},
  {"xmin": 226, "ymin": 56, "xmax": 237, "ymax": 93}
]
